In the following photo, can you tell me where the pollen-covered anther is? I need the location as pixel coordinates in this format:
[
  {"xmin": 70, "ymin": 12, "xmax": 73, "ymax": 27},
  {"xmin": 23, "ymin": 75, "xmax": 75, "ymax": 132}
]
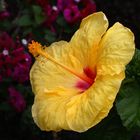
[{"xmin": 28, "ymin": 40, "xmax": 42, "ymax": 57}]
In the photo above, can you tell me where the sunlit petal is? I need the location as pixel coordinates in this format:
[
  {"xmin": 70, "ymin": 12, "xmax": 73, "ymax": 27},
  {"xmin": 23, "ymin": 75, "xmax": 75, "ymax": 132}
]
[
  {"xmin": 97, "ymin": 22, "xmax": 135, "ymax": 76},
  {"xmin": 70, "ymin": 12, "xmax": 108, "ymax": 68}
]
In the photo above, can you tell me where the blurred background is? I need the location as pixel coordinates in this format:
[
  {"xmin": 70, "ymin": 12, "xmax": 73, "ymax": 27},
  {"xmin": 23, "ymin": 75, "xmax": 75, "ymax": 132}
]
[{"xmin": 0, "ymin": 0, "xmax": 140, "ymax": 140}]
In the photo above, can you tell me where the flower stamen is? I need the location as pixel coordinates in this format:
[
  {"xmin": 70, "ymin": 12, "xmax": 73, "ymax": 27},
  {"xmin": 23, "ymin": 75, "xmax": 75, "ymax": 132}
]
[
  {"xmin": 28, "ymin": 41, "xmax": 93, "ymax": 85},
  {"xmin": 28, "ymin": 40, "xmax": 42, "ymax": 57}
]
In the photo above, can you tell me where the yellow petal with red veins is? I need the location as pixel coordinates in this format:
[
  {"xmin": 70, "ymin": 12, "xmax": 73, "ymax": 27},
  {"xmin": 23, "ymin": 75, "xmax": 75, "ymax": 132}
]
[{"xmin": 97, "ymin": 22, "xmax": 135, "ymax": 76}]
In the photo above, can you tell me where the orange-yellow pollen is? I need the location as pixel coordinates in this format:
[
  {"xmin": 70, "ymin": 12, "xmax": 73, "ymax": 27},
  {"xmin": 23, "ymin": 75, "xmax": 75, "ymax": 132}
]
[{"xmin": 28, "ymin": 41, "xmax": 42, "ymax": 57}]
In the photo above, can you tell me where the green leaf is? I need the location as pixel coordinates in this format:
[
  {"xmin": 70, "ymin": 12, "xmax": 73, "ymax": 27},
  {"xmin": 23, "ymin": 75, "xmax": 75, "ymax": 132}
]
[
  {"xmin": 17, "ymin": 15, "xmax": 32, "ymax": 26},
  {"xmin": 23, "ymin": 28, "xmax": 32, "ymax": 36},
  {"xmin": 0, "ymin": 102, "xmax": 11, "ymax": 111},
  {"xmin": 0, "ymin": 20, "xmax": 12, "ymax": 31},
  {"xmin": 116, "ymin": 82, "xmax": 140, "ymax": 129},
  {"xmin": 126, "ymin": 48, "xmax": 140, "ymax": 77},
  {"xmin": 44, "ymin": 29, "xmax": 56, "ymax": 43},
  {"xmin": 116, "ymin": 49, "xmax": 140, "ymax": 130},
  {"xmin": 32, "ymin": 5, "xmax": 45, "ymax": 25},
  {"xmin": 56, "ymin": 15, "xmax": 67, "ymax": 27}
]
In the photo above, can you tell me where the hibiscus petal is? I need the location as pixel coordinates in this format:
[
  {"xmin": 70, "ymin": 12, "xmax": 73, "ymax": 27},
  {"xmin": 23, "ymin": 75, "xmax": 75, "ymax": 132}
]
[
  {"xmin": 70, "ymin": 12, "xmax": 108, "ymax": 67},
  {"xmin": 97, "ymin": 22, "xmax": 135, "ymax": 75},
  {"xmin": 30, "ymin": 41, "xmax": 85, "ymax": 95},
  {"xmin": 32, "ymin": 87, "xmax": 77, "ymax": 131},
  {"xmin": 66, "ymin": 72, "xmax": 125, "ymax": 132},
  {"xmin": 32, "ymin": 72, "xmax": 125, "ymax": 132},
  {"xmin": 71, "ymin": 11, "xmax": 108, "ymax": 47}
]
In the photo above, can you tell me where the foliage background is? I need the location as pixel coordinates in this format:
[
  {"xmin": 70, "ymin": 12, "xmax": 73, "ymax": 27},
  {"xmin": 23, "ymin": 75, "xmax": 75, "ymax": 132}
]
[{"xmin": 0, "ymin": 0, "xmax": 140, "ymax": 140}]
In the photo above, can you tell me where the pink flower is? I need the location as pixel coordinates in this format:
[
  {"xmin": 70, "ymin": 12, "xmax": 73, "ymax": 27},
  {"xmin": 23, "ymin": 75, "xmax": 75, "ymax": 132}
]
[
  {"xmin": 12, "ymin": 64, "xmax": 30, "ymax": 83},
  {"xmin": 63, "ymin": 5, "xmax": 81, "ymax": 24},
  {"xmin": 57, "ymin": 0, "xmax": 64, "ymax": 11},
  {"xmin": 80, "ymin": 0, "xmax": 96, "ymax": 18},
  {"xmin": 57, "ymin": 0, "xmax": 73, "ymax": 11},
  {"xmin": 57, "ymin": 0, "xmax": 96, "ymax": 24},
  {"xmin": 0, "ymin": 32, "xmax": 15, "ymax": 49},
  {"xmin": 11, "ymin": 52, "xmax": 31, "ymax": 83},
  {"xmin": 0, "ymin": 32, "xmax": 32, "ymax": 82},
  {"xmin": 43, "ymin": 5, "xmax": 59, "ymax": 30},
  {"xmin": 36, "ymin": 0, "xmax": 59, "ymax": 31},
  {"xmin": 8, "ymin": 87, "xmax": 26, "ymax": 112},
  {"xmin": 36, "ymin": 0, "xmax": 48, "ymax": 7},
  {"xmin": 0, "ymin": 11, "xmax": 10, "ymax": 20}
]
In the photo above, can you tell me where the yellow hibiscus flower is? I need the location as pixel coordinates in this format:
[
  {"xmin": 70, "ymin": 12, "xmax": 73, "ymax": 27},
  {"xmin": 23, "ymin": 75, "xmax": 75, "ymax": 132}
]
[{"xmin": 28, "ymin": 12, "xmax": 135, "ymax": 132}]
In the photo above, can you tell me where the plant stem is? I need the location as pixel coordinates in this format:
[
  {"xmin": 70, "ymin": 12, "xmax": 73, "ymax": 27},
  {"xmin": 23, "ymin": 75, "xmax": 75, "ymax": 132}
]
[{"xmin": 52, "ymin": 132, "xmax": 61, "ymax": 140}]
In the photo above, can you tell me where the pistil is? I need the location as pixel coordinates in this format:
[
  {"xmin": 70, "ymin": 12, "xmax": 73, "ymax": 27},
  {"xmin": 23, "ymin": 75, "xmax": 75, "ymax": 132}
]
[{"xmin": 28, "ymin": 41, "xmax": 93, "ymax": 85}]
